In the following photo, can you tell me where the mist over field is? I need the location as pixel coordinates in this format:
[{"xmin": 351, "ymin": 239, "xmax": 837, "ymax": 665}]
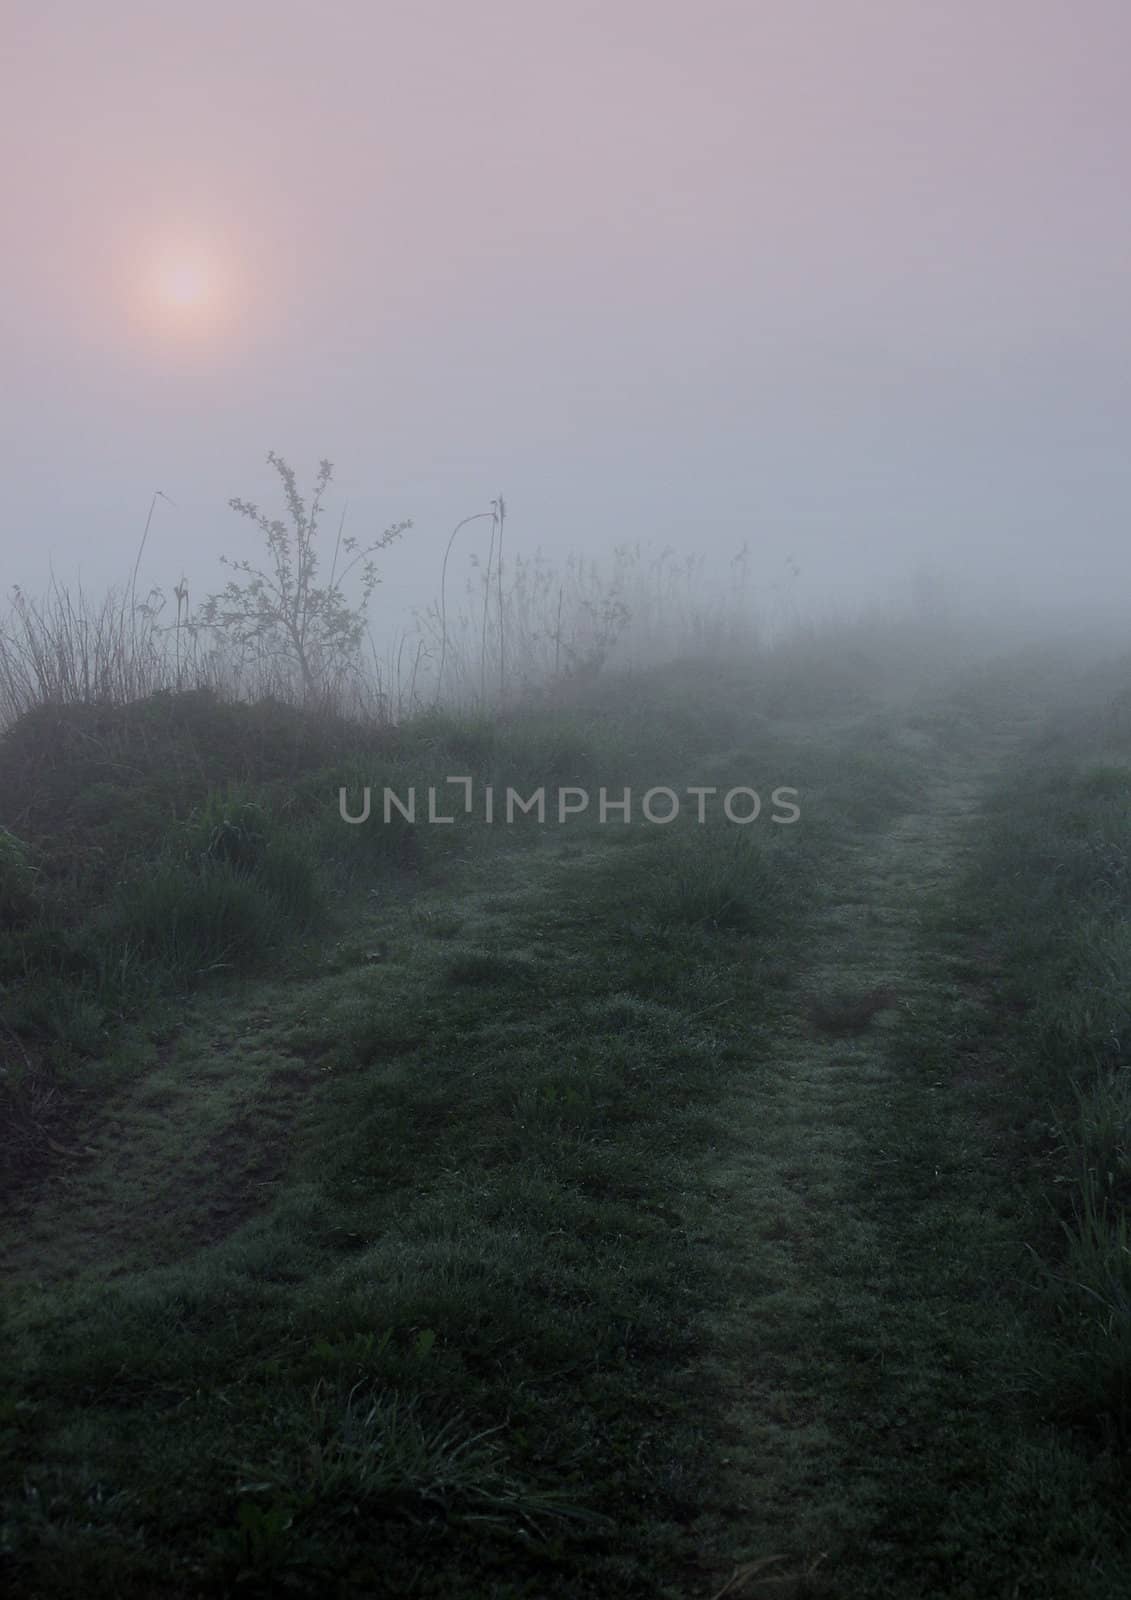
[
  {"xmin": 4, "ymin": 0, "xmax": 1131, "ymax": 642},
  {"xmin": 4, "ymin": 6, "xmax": 1131, "ymax": 1598}
]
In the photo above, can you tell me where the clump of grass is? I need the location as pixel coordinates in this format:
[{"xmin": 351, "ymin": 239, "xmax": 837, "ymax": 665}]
[
  {"xmin": 1031, "ymin": 1172, "xmax": 1131, "ymax": 1447},
  {"xmin": 958, "ymin": 730, "xmax": 1131, "ymax": 1446},
  {"xmin": 640, "ymin": 826, "xmax": 790, "ymax": 935},
  {"xmin": 0, "ymin": 824, "xmax": 39, "ymax": 924},
  {"xmin": 295, "ymin": 1382, "xmax": 605, "ymax": 1530},
  {"xmin": 444, "ymin": 950, "xmax": 529, "ymax": 986},
  {"xmin": 108, "ymin": 863, "xmax": 281, "ymax": 983},
  {"xmin": 183, "ymin": 789, "xmax": 270, "ymax": 873}
]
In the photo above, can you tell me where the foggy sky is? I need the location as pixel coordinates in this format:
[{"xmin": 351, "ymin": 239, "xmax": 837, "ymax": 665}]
[{"xmin": 4, "ymin": 0, "xmax": 1131, "ymax": 635}]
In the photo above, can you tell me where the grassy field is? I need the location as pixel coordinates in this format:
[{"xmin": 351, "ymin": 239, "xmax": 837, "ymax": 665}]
[{"xmin": 2, "ymin": 642, "xmax": 1130, "ymax": 1596}]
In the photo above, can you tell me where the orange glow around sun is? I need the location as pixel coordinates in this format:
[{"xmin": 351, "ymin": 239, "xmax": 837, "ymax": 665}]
[
  {"xmin": 149, "ymin": 247, "xmax": 223, "ymax": 331},
  {"xmin": 109, "ymin": 221, "xmax": 277, "ymax": 363},
  {"xmin": 160, "ymin": 259, "xmax": 212, "ymax": 311},
  {"xmin": 119, "ymin": 234, "xmax": 244, "ymax": 354}
]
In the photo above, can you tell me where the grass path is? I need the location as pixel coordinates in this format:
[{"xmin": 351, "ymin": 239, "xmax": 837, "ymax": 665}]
[
  {"xmin": 686, "ymin": 715, "xmax": 1116, "ymax": 1597},
  {"xmin": 6, "ymin": 696, "xmax": 1128, "ymax": 1596}
]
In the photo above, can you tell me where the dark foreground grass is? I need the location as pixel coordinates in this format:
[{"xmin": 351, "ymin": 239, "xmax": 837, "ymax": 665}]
[
  {"xmin": 0, "ymin": 826, "xmax": 804, "ymax": 1597},
  {"xmin": 9, "ymin": 654, "xmax": 1126, "ymax": 1596},
  {"xmin": 0, "ymin": 685, "xmax": 648, "ymax": 1182},
  {"xmin": 945, "ymin": 719, "xmax": 1131, "ymax": 1452},
  {"xmin": 822, "ymin": 997, "xmax": 1131, "ymax": 1600},
  {"xmin": 0, "ymin": 675, "xmax": 820, "ymax": 1597}
]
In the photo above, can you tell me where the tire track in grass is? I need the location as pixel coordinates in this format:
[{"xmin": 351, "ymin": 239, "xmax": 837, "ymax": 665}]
[{"xmin": 690, "ymin": 719, "xmax": 1094, "ymax": 1597}]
